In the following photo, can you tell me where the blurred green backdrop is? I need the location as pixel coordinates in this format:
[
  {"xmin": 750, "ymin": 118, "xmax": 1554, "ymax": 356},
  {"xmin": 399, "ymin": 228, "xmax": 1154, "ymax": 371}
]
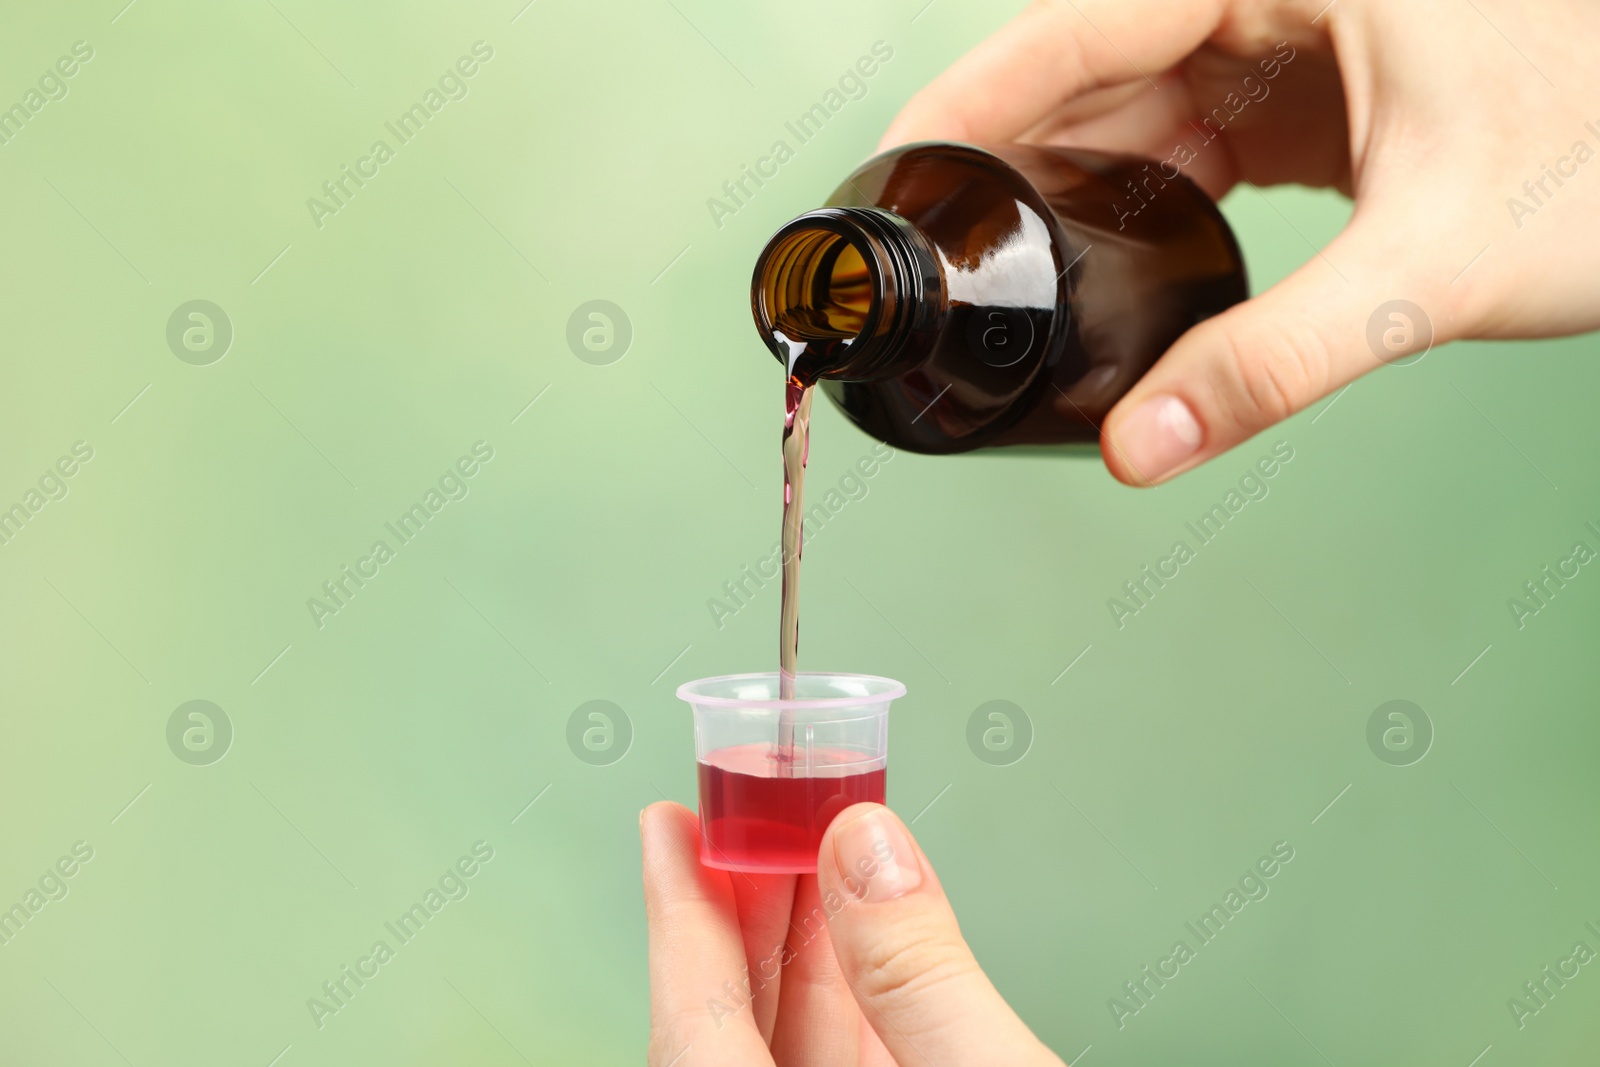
[{"xmin": 1, "ymin": 1, "xmax": 1597, "ymax": 1064}]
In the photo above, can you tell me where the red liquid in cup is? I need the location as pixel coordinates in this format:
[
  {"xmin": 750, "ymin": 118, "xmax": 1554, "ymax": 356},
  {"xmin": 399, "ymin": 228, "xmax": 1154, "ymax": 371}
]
[{"xmin": 698, "ymin": 743, "xmax": 887, "ymax": 873}]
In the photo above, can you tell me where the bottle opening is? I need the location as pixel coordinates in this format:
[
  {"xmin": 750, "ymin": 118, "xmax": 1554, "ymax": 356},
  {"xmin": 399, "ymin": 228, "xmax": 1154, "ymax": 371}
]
[
  {"xmin": 756, "ymin": 225, "xmax": 877, "ymax": 366},
  {"xmin": 753, "ymin": 207, "xmax": 940, "ymax": 384}
]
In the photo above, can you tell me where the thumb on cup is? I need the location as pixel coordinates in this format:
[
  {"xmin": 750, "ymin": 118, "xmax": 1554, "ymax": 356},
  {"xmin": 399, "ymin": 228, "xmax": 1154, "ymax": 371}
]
[{"xmin": 817, "ymin": 804, "xmax": 1063, "ymax": 1066}]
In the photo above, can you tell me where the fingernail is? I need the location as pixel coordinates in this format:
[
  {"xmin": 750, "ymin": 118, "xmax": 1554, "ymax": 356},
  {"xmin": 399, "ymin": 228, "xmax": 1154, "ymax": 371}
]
[
  {"xmin": 1114, "ymin": 395, "xmax": 1202, "ymax": 483},
  {"xmin": 833, "ymin": 808, "xmax": 923, "ymax": 903}
]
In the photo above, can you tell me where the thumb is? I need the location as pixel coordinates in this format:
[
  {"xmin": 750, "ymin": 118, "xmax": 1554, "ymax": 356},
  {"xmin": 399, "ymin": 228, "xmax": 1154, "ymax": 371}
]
[
  {"xmin": 1100, "ymin": 218, "xmax": 1441, "ymax": 485},
  {"xmin": 816, "ymin": 804, "xmax": 1062, "ymax": 1066}
]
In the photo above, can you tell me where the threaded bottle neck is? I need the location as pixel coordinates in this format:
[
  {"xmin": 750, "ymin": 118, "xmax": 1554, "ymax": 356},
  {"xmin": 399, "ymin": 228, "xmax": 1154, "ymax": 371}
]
[{"xmin": 751, "ymin": 207, "xmax": 942, "ymax": 384}]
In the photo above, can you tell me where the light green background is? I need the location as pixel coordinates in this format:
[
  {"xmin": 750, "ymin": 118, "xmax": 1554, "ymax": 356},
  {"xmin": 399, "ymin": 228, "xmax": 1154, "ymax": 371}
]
[{"xmin": 1, "ymin": 1, "xmax": 1596, "ymax": 1064}]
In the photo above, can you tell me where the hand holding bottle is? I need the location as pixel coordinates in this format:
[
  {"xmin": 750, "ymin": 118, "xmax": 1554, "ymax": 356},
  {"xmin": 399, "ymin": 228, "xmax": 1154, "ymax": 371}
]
[
  {"xmin": 882, "ymin": 0, "xmax": 1600, "ymax": 484},
  {"xmin": 642, "ymin": 801, "xmax": 1065, "ymax": 1066}
]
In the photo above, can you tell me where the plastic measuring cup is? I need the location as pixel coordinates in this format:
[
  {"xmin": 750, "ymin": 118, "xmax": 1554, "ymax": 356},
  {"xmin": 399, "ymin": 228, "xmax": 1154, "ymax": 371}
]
[{"xmin": 676, "ymin": 672, "xmax": 905, "ymax": 874}]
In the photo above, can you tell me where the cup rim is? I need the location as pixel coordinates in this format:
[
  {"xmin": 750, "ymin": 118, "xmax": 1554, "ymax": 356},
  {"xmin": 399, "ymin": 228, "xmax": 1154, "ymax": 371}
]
[{"xmin": 676, "ymin": 671, "xmax": 906, "ymax": 710}]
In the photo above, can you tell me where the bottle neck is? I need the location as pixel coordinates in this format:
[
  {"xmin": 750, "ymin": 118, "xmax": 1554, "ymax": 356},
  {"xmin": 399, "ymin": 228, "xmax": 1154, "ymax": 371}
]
[{"xmin": 751, "ymin": 207, "xmax": 943, "ymax": 385}]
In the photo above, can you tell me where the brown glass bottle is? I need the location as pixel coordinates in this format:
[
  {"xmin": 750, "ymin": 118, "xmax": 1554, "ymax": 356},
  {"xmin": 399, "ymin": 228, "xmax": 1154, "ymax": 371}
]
[{"xmin": 751, "ymin": 142, "xmax": 1248, "ymax": 454}]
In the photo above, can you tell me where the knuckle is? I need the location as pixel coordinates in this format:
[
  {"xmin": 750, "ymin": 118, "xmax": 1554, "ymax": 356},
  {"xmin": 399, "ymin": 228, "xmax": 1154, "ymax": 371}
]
[
  {"xmin": 647, "ymin": 1005, "xmax": 711, "ymax": 1064},
  {"xmin": 646, "ymin": 1026, "xmax": 689, "ymax": 1066},
  {"xmin": 851, "ymin": 922, "xmax": 979, "ymax": 1008},
  {"xmin": 1033, "ymin": 1, "xmax": 1090, "ymax": 58},
  {"xmin": 1214, "ymin": 315, "xmax": 1331, "ymax": 431}
]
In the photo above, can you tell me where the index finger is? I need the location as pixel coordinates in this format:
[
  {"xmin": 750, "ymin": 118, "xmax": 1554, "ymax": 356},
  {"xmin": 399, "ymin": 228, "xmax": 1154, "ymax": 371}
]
[
  {"xmin": 641, "ymin": 802, "xmax": 773, "ymax": 1066},
  {"xmin": 879, "ymin": 0, "xmax": 1225, "ymax": 148}
]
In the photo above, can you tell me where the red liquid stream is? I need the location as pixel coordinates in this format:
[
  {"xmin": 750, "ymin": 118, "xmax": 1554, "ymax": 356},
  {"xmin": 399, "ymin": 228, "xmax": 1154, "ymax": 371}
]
[
  {"xmin": 776, "ymin": 379, "xmax": 814, "ymax": 763},
  {"xmin": 698, "ymin": 743, "xmax": 886, "ymax": 873}
]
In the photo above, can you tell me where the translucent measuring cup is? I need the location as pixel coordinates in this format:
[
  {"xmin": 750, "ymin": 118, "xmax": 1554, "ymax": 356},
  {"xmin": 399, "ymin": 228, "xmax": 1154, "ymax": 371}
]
[{"xmin": 676, "ymin": 672, "xmax": 905, "ymax": 874}]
